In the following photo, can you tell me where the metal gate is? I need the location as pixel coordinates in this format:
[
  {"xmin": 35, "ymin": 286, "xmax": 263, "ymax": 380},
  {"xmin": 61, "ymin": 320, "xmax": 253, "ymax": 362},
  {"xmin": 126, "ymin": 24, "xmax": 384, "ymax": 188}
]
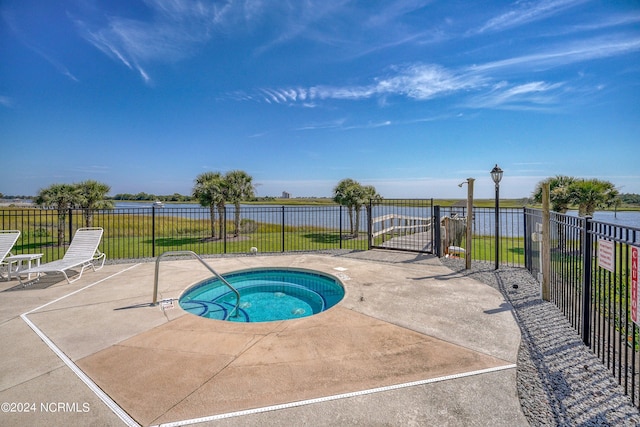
[{"xmin": 368, "ymin": 199, "xmax": 435, "ymax": 253}]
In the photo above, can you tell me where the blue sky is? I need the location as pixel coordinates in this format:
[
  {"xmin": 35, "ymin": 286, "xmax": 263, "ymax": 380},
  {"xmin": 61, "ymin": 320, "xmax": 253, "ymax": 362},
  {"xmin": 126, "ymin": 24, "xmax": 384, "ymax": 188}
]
[{"xmin": 1, "ymin": 1, "xmax": 639, "ymax": 199}]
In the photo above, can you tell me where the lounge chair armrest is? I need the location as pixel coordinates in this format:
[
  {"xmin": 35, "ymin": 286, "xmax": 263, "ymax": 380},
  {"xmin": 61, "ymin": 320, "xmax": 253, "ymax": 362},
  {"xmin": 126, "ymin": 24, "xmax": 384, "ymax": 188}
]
[{"xmin": 93, "ymin": 250, "xmax": 106, "ymax": 270}]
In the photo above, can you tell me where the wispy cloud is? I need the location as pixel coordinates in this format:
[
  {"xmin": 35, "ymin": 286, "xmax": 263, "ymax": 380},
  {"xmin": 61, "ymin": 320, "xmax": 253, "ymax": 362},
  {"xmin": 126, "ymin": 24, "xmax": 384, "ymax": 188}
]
[
  {"xmin": 70, "ymin": 165, "xmax": 111, "ymax": 174},
  {"xmin": 239, "ymin": 28, "xmax": 640, "ymax": 113},
  {"xmin": 476, "ymin": 0, "xmax": 587, "ymax": 34},
  {"xmin": 469, "ymin": 35, "xmax": 640, "ymax": 73},
  {"xmin": 466, "ymin": 81, "xmax": 565, "ymax": 110},
  {"xmin": 548, "ymin": 13, "xmax": 640, "ymax": 36},
  {"xmin": 3, "ymin": 9, "xmax": 79, "ymax": 82},
  {"xmin": 298, "ymin": 119, "xmax": 393, "ymax": 131},
  {"xmin": 250, "ymin": 64, "xmax": 486, "ymax": 105},
  {"xmin": 253, "ymin": 1, "xmax": 351, "ymax": 55},
  {"xmin": 26, "ymin": 43, "xmax": 79, "ymax": 82},
  {"xmin": 241, "ymin": 61, "xmax": 574, "ymax": 112},
  {"xmin": 0, "ymin": 96, "xmax": 13, "ymax": 108},
  {"xmin": 75, "ymin": 0, "xmax": 238, "ymax": 83},
  {"xmin": 296, "ymin": 118, "xmax": 348, "ymax": 131}
]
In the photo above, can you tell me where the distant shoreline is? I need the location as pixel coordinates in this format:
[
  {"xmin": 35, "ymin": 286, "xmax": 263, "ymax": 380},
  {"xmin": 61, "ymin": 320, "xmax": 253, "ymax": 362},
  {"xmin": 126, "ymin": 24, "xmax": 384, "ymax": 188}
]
[{"xmin": 1, "ymin": 198, "xmax": 639, "ymax": 211}]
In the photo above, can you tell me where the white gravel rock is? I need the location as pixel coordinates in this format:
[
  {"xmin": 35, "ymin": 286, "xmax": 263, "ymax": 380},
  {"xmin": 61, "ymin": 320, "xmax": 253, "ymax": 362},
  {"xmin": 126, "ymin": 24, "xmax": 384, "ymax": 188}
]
[{"xmin": 440, "ymin": 258, "xmax": 640, "ymax": 426}]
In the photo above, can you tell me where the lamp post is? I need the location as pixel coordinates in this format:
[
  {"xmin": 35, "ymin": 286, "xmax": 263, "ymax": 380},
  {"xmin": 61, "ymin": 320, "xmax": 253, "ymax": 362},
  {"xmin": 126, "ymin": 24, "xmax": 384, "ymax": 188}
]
[{"xmin": 490, "ymin": 164, "xmax": 503, "ymax": 270}]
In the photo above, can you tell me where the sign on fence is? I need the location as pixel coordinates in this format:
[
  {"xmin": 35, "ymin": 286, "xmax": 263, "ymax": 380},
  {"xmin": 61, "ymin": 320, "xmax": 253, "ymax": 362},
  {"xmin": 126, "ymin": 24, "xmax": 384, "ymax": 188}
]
[
  {"xmin": 597, "ymin": 239, "xmax": 615, "ymax": 272},
  {"xmin": 632, "ymin": 247, "xmax": 639, "ymax": 325}
]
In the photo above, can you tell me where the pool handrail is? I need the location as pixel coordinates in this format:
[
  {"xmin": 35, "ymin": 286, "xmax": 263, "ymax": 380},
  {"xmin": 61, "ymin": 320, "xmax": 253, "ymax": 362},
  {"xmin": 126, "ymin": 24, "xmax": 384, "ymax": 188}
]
[{"xmin": 153, "ymin": 250, "xmax": 240, "ymax": 319}]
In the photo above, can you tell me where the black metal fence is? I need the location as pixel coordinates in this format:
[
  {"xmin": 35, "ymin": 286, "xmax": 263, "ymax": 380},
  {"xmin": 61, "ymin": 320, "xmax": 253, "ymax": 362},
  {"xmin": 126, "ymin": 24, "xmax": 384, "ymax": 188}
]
[
  {"xmin": 0, "ymin": 205, "xmax": 371, "ymax": 261},
  {"xmin": 438, "ymin": 206, "xmax": 525, "ymax": 267},
  {"xmin": 1, "ymin": 203, "xmax": 528, "ymax": 265},
  {"xmin": 525, "ymin": 208, "xmax": 640, "ymax": 407},
  {"xmin": 369, "ymin": 199, "xmax": 435, "ymax": 252}
]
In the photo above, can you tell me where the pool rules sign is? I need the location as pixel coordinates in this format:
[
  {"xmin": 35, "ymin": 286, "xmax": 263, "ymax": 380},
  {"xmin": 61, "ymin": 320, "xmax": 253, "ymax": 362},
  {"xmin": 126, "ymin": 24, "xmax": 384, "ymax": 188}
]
[{"xmin": 633, "ymin": 247, "xmax": 640, "ymax": 325}]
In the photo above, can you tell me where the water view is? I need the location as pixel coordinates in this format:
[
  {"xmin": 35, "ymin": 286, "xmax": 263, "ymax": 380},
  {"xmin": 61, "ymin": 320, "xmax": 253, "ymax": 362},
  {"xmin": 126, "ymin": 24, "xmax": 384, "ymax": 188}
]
[{"xmin": 114, "ymin": 203, "xmax": 640, "ymax": 232}]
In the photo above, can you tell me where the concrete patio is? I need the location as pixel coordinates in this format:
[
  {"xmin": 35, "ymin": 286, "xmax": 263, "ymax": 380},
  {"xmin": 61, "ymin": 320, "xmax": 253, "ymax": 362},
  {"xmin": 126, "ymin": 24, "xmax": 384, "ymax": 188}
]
[{"xmin": 0, "ymin": 250, "xmax": 527, "ymax": 426}]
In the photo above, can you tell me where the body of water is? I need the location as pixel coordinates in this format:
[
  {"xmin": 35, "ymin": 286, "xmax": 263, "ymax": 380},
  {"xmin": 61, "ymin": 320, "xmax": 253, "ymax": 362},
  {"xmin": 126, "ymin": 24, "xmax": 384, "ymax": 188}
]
[
  {"xmin": 566, "ymin": 210, "xmax": 640, "ymax": 229},
  {"xmin": 113, "ymin": 203, "xmax": 640, "ymax": 234}
]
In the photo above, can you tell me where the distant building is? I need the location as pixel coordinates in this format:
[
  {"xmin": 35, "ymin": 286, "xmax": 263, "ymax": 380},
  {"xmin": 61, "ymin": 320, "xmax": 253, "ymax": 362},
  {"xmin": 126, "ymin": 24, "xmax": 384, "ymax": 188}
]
[{"xmin": 282, "ymin": 191, "xmax": 291, "ymax": 199}]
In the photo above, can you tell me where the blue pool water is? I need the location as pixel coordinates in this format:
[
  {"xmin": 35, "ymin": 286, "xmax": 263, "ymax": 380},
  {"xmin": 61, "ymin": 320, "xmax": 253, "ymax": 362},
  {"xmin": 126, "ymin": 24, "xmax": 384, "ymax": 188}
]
[{"xmin": 179, "ymin": 268, "xmax": 345, "ymax": 322}]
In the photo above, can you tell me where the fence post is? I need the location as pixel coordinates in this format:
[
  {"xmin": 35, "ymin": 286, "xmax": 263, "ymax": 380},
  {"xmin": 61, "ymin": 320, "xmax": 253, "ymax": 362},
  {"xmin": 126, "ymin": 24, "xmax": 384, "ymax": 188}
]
[
  {"xmin": 465, "ymin": 178, "xmax": 475, "ymax": 270},
  {"xmin": 541, "ymin": 184, "xmax": 551, "ymax": 301},
  {"xmin": 281, "ymin": 206, "xmax": 285, "ymax": 252},
  {"xmin": 433, "ymin": 205, "xmax": 441, "ymax": 257},
  {"xmin": 340, "ymin": 205, "xmax": 343, "ymax": 249},
  {"xmin": 223, "ymin": 207, "xmax": 227, "ymax": 254},
  {"xmin": 68, "ymin": 208, "xmax": 73, "ymax": 245},
  {"xmin": 366, "ymin": 201, "xmax": 371, "ymax": 250},
  {"xmin": 523, "ymin": 208, "xmax": 530, "ymax": 270},
  {"xmin": 581, "ymin": 216, "xmax": 593, "ymax": 346},
  {"xmin": 152, "ymin": 206, "xmax": 156, "ymax": 257}
]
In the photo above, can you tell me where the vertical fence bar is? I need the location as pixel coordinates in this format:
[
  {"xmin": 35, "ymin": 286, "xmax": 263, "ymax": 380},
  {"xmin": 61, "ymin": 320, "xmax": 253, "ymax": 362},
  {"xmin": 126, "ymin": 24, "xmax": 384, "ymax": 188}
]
[
  {"xmin": 340, "ymin": 205, "xmax": 344, "ymax": 249},
  {"xmin": 68, "ymin": 208, "xmax": 73, "ymax": 246},
  {"xmin": 620, "ymin": 236, "xmax": 627, "ymax": 389},
  {"xmin": 151, "ymin": 206, "xmax": 156, "ymax": 257},
  {"xmin": 433, "ymin": 205, "xmax": 441, "ymax": 257},
  {"xmin": 522, "ymin": 208, "xmax": 535, "ymax": 272},
  {"xmin": 223, "ymin": 207, "xmax": 227, "ymax": 254},
  {"xmin": 581, "ymin": 216, "xmax": 593, "ymax": 346},
  {"xmin": 281, "ymin": 206, "xmax": 285, "ymax": 252}
]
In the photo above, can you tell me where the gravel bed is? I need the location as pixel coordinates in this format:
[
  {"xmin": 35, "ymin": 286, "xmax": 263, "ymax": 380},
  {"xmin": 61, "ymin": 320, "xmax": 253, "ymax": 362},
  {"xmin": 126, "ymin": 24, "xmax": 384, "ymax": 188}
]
[{"xmin": 440, "ymin": 257, "xmax": 640, "ymax": 427}]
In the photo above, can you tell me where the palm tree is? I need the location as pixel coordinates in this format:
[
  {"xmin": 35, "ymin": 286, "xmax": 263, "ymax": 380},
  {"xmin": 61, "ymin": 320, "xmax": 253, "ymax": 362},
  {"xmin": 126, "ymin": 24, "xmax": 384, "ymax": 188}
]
[
  {"xmin": 193, "ymin": 172, "xmax": 225, "ymax": 239},
  {"xmin": 532, "ymin": 175, "xmax": 576, "ymax": 213},
  {"xmin": 362, "ymin": 184, "xmax": 383, "ymax": 231},
  {"xmin": 533, "ymin": 176, "xmax": 619, "ymax": 216},
  {"xmin": 333, "ymin": 179, "xmax": 359, "ymax": 237},
  {"xmin": 77, "ymin": 180, "xmax": 114, "ymax": 227},
  {"xmin": 35, "ymin": 184, "xmax": 81, "ymax": 245},
  {"xmin": 570, "ymin": 179, "xmax": 619, "ymax": 216},
  {"xmin": 333, "ymin": 179, "xmax": 381, "ymax": 238},
  {"xmin": 532, "ymin": 176, "xmax": 578, "ymax": 250},
  {"xmin": 224, "ymin": 170, "xmax": 255, "ymax": 237}
]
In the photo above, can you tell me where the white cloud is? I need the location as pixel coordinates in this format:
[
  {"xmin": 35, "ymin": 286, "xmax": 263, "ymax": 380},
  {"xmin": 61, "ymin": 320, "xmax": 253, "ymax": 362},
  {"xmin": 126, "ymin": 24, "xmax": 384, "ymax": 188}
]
[
  {"xmin": 240, "ymin": 30, "xmax": 639, "ymax": 113},
  {"xmin": 476, "ymin": 0, "xmax": 587, "ymax": 34},
  {"xmin": 253, "ymin": 1, "xmax": 351, "ymax": 54},
  {"xmin": 469, "ymin": 35, "xmax": 640, "ymax": 73},
  {"xmin": 0, "ymin": 95, "xmax": 13, "ymax": 108},
  {"xmin": 295, "ymin": 118, "xmax": 347, "ymax": 131},
  {"xmin": 76, "ymin": 0, "xmax": 236, "ymax": 82},
  {"xmin": 467, "ymin": 81, "xmax": 565, "ymax": 110},
  {"xmin": 254, "ymin": 64, "xmax": 486, "ymax": 105}
]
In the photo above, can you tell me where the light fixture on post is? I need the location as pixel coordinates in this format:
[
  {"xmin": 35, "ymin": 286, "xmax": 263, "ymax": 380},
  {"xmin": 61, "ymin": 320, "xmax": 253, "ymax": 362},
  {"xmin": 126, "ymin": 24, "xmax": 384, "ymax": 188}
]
[{"xmin": 490, "ymin": 164, "xmax": 503, "ymax": 270}]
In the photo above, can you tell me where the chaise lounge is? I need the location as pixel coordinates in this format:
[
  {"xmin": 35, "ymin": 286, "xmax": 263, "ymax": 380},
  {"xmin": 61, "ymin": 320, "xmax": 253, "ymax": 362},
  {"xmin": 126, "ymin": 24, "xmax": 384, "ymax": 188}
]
[
  {"xmin": 0, "ymin": 230, "xmax": 21, "ymax": 281},
  {"xmin": 19, "ymin": 227, "xmax": 106, "ymax": 285}
]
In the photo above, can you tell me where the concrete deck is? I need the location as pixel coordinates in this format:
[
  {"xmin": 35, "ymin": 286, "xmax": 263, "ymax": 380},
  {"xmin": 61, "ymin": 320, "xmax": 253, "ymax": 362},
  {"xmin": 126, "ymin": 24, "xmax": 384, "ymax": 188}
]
[{"xmin": 0, "ymin": 250, "xmax": 527, "ymax": 426}]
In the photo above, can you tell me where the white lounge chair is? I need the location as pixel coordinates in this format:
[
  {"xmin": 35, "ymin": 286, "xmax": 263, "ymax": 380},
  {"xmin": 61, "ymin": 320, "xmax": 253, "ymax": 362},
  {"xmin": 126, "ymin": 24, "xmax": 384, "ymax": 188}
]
[
  {"xmin": 19, "ymin": 227, "xmax": 106, "ymax": 285},
  {"xmin": 0, "ymin": 230, "xmax": 21, "ymax": 281}
]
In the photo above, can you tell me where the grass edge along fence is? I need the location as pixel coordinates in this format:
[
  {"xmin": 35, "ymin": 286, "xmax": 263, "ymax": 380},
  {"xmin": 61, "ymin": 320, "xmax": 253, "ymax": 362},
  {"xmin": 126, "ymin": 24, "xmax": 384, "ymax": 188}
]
[{"xmin": 525, "ymin": 208, "xmax": 640, "ymax": 408}]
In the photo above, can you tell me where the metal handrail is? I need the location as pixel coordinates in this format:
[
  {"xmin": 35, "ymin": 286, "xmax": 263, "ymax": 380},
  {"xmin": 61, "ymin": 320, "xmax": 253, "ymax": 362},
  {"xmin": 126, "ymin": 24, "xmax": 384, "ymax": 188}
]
[{"xmin": 153, "ymin": 250, "xmax": 240, "ymax": 320}]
